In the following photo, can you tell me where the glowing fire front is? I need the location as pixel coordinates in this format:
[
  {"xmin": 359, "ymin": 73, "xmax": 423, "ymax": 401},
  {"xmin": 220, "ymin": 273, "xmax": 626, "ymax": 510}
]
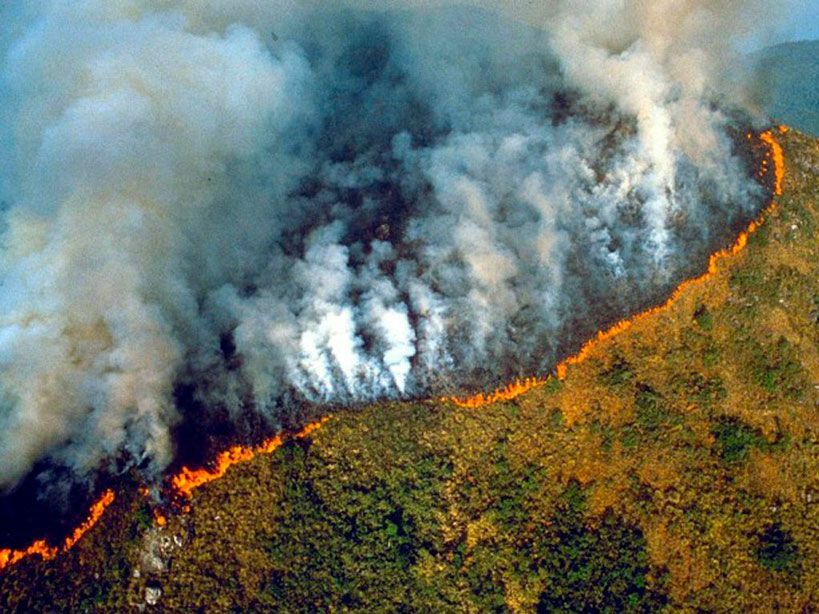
[
  {"xmin": 450, "ymin": 127, "xmax": 787, "ymax": 408},
  {"xmin": 0, "ymin": 489, "xmax": 115, "ymax": 572},
  {"xmin": 0, "ymin": 126, "xmax": 789, "ymax": 573},
  {"xmin": 170, "ymin": 417, "xmax": 332, "ymax": 499},
  {"xmin": 0, "ymin": 418, "xmax": 333, "ymax": 573},
  {"xmin": 760, "ymin": 129, "xmax": 786, "ymax": 196}
]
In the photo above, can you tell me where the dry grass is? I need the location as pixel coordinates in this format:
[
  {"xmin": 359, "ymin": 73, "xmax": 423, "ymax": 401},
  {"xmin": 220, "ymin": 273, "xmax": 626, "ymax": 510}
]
[{"xmin": 1, "ymin": 130, "xmax": 817, "ymax": 612}]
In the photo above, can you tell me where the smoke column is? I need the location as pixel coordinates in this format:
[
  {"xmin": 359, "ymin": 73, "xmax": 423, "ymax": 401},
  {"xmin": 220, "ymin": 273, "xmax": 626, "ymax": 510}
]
[{"xmin": 0, "ymin": 0, "xmax": 775, "ymax": 488}]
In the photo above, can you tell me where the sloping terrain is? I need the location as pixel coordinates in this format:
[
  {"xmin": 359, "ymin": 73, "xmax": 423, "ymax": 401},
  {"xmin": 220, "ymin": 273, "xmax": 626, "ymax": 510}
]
[
  {"xmin": 0, "ymin": 129, "xmax": 817, "ymax": 612},
  {"xmin": 752, "ymin": 40, "xmax": 819, "ymax": 136}
]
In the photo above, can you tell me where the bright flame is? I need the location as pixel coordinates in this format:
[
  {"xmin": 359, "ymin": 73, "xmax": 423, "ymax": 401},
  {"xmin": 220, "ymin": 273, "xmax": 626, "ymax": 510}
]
[
  {"xmin": 0, "ymin": 489, "xmax": 115, "ymax": 572},
  {"xmin": 450, "ymin": 128, "xmax": 786, "ymax": 408},
  {"xmin": 153, "ymin": 510, "xmax": 167, "ymax": 527},
  {"xmin": 446, "ymin": 376, "xmax": 549, "ymax": 409},
  {"xmin": 0, "ymin": 127, "xmax": 790, "ymax": 572},
  {"xmin": 760, "ymin": 128, "xmax": 785, "ymax": 196},
  {"xmin": 170, "ymin": 417, "xmax": 332, "ymax": 499}
]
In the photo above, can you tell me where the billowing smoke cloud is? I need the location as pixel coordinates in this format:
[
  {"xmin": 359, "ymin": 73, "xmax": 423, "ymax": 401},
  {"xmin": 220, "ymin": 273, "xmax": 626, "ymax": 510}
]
[{"xmin": 0, "ymin": 0, "xmax": 773, "ymax": 488}]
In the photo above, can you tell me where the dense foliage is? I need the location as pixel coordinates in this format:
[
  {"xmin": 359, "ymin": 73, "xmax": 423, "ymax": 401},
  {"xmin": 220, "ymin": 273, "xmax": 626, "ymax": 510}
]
[{"xmin": 0, "ymin": 130, "xmax": 816, "ymax": 612}]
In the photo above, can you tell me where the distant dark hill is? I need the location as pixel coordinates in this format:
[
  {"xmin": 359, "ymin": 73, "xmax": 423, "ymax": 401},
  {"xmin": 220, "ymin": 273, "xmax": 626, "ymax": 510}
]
[{"xmin": 752, "ymin": 40, "xmax": 819, "ymax": 136}]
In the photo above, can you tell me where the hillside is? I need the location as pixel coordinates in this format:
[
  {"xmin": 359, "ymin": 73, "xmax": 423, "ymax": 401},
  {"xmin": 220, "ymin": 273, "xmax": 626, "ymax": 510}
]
[
  {"xmin": 752, "ymin": 40, "xmax": 819, "ymax": 136},
  {"xmin": 0, "ymin": 128, "xmax": 817, "ymax": 611}
]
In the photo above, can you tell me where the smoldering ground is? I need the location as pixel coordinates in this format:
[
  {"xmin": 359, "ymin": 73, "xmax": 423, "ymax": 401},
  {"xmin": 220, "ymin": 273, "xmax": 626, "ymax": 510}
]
[{"xmin": 0, "ymin": 0, "xmax": 780, "ymax": 497}]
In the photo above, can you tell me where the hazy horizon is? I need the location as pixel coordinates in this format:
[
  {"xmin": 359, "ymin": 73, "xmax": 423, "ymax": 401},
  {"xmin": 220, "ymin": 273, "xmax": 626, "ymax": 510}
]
[{"xmin": 741, "ymin": 0, "xmax": 818, "ymax": 51}]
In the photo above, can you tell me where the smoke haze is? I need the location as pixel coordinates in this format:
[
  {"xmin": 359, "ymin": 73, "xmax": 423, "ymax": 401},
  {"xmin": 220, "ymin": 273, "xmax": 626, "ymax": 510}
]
[{"xmin": 0, "ymin": 0, "xmax": 774, "ymax": 488}]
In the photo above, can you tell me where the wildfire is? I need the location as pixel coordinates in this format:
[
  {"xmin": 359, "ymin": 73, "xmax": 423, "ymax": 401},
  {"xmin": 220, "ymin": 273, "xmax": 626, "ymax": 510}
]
[
  {"xmin": 0, "ymin": 489, "xmax": 115, "ymax": 572},
  {"xmin": 0, "ymin": 127, "xmax": 790, "ymax": 573},
  {"xmin": 170, "ymin": 417, "xmax": 332, "ymax": 499},
  {"xmin": 760, "ymin": 129, "xmax": 785, "ymax": 196},
  {"xmin": 450, "ymin": 127, "xmax": 787, "ymax": 408},
  {"xmin": 447, "ymin": 376, "xmax": 549, "ymax": 409},
  {"xmin": 1, "ymin": 419, "xmax": 333, "ymax": 572},
  {"xmin": 153, "ymin": 510, "xmax": 167, "ymax": 527}
]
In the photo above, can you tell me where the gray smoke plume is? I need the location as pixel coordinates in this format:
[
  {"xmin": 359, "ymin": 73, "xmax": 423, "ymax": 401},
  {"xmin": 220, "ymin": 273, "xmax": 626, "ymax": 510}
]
[{"xmin": 0, "ymin": 0, "xmax": 774, "ymax": 488}]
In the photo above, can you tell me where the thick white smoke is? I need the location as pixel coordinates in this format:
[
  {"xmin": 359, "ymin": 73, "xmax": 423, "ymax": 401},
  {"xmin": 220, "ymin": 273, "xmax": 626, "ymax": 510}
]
[{"xmin": 0, "ymin": 0, "xmax": 772, "ymax": 488}]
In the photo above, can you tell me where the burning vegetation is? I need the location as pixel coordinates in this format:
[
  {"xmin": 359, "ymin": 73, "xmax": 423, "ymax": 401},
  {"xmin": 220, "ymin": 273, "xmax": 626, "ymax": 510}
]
[
  {"xmin": 450, "ymin": 127, "xmax": 788, "ymax": 409},
  {"xmin": 133, "ymin": 127, "xmax": 815, "ymax": 612},
  {"xmin": 0, "ymin": 125, "xmax": 815, "ymax": 607},
  {"xmin": 0, "ymin": 1, "xmax": 781, "ymax": 497},
  {"xmin": 0, "ymin": 490, "xmax": 114, "ymax": 572},
  {"xmin": 0, "ymin": 2, "xmax": 812, "ymax": 609},
  {"xmin": 0, "ymin": 119, "xmax": 791, "ymax": 574},
  {"xmin": 169, "ymin": 417, "xmax": 332, "ymax": 499}
]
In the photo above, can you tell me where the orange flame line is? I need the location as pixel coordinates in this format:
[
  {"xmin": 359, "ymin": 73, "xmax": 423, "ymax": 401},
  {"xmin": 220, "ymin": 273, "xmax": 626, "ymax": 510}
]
[
  {"xmin": 449, "ymin": 128, "xmax": 786, "ymax": 408},
  {"xmin": 170, "ymin": 416, "xmax": 332, "ymax": 499},
  {"xmin": 0, "ymin": 127, "xmax": 790, "ymax": 572},
  {"xmin": 0, "ymin": 489, "xmax": 115, "ymax": 572}
]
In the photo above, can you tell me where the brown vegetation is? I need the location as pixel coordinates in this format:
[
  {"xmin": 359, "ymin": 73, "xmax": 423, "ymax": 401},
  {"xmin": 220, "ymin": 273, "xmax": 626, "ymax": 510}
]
[{"xmin": 0, "ymin": 129, "xmax": 816, "ymax": 612}]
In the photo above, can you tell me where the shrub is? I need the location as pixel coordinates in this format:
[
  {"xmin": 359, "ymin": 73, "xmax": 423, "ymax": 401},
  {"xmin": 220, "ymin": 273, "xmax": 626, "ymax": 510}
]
[
  {"xmin": 535, "ymin": 484, "xmax": 667, "ymax": 613},
  {"xmin": 756, "ymin": 524, "xmax": 799, "ymax": 572},
  {"xmin": 711, "ymin": 417, "xmax": 765, "ymax": 463},
  {"xmin": 599, "ymin": 356, "xmax": 634, "ymax": 388},
  {"xmin": 750, "ymin": 337, "xmax": 806, "ymax": 399},
  {"xmin": 693, "ymin": 305, "xmax": 714, "ymax": 330}
]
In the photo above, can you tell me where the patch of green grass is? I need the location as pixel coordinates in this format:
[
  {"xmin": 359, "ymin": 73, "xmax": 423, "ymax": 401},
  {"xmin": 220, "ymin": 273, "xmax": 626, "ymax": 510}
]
[
  {"xmin": 693, "ymin": 305, "xmax": 714, "ymax": 330},
  {"xmin": 559, "ymin": 480, "xmax": 588, "ymax": 514},
  {"xmin": 731, "ymin": 263, "xmax": 809, "ymax": 310},
  {"xmin": 729, "ymin": 266, "xmax": 767, "ymax": 296},
  {"xmin": 703, "ymin": 346, "xmax": 720, "ymax": 367},
  {"xmin": 543, "ymin": 377, "xmax": 563, "ymax": 394},
  {"xmin": 634, "ymin": 385, "xmax": 675, "ymax": 432},
  {"xmin": 711, "ymin": 416, "xmax": 766, "ymax": 463},
  {"xmin": 749, "ymin": 337, "xmax": 806, "ymax": 399},
  {"xmin": 600, "ymin": 356, "xmax": 634, "ymax": 388},
  {"xmin": 780, "ymin": 198, "xmax": 817, "ymax": 239},
  {"xmin": 620, "ymin": 428, "xmax": 639, "ymax": 448},
  {"xmin": 590, "ymin": 420, "xmax": 615, "ymax": 452}
]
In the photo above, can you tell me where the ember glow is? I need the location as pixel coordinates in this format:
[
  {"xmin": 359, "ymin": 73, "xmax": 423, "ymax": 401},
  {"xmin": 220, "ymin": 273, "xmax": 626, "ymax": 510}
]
[
  {"xmin": 447, "ymin": 376, "xmax": 549, "ymax": 409},
  {"xmin": 0, "ymin": 418, "xmax": 332, "ymax": 573},
  {"xmin": 760, "ymin": 129, "xmax": 786, "ymax": 196},
  {"xmin": 0, "ymin": 1, "xmax": 778, "ymax": 491},
  {"xmin": 0, "ymin": 489, "xmax": 114, "ymax": 572},
  {"xmin": 170, "ymin": 417, "xmax": 332, "ymax": 499},
  {"xmin": 450, "ymin": 128, "xmax": 787, "ymax": 408},
  {"xmin": 0, "ymin": 127, "xmax": 789, "ymax": 573}
]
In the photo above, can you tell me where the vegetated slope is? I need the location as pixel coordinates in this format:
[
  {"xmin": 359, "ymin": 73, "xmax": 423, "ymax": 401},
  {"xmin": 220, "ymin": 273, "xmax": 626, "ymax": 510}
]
[
  {"xmin": 1, "ymin": 130, "xmax": 817, "ymax": 612},
  {"xmin": 752, "ymin": 40, "xmax": 819, "ymax": 136}
]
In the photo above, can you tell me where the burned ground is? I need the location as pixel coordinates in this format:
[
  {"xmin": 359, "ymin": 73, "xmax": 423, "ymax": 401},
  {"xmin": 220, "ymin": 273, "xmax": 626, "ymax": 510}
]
[{"xmin": 0, "ymin": 131, "xmax": 816, "ymax": 612}]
